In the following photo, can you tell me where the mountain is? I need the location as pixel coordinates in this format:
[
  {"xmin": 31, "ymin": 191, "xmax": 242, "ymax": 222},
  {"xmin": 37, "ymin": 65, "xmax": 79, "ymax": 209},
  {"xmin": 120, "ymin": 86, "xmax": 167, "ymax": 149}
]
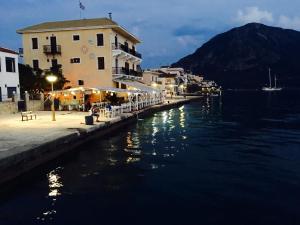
[{"xmin": 172, "ymin": 23, "xmax": 300, "ymax": 89}]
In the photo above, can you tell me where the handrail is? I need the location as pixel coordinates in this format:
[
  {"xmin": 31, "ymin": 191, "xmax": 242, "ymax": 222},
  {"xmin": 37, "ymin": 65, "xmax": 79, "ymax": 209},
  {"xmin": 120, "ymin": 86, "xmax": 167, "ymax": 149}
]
[{"xmin": 112, "ymin": 43, "xmax": 142, "ymax": 59}]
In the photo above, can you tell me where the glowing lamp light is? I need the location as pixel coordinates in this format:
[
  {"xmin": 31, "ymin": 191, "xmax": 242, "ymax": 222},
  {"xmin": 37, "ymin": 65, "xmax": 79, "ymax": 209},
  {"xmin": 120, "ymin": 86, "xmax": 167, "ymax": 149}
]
[
  {"xmin": 152, "ymin": 82, "xmax": 158, "ymax": 87},
  {"xmin": 46, "ymin": 75, "xmax": 58, "ymax": 83}
]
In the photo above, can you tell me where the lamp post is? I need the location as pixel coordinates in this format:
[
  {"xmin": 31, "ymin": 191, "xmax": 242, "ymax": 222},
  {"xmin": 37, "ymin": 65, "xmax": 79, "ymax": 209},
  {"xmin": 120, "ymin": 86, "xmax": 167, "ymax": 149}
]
[
  {"xmin": 180, "ymin": 84, "xmax": 185, "ymax": 94},
  {"xmin": 46, "ymin": 74, "xmax": 58, "ymax": 121}
]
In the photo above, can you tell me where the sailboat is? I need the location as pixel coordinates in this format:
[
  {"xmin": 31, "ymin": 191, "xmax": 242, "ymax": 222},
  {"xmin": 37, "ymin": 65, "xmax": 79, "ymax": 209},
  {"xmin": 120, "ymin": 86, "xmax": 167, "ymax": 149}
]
[{"xmin": 262, "ymin": 68, "xmax": 282, "ymax": 91}]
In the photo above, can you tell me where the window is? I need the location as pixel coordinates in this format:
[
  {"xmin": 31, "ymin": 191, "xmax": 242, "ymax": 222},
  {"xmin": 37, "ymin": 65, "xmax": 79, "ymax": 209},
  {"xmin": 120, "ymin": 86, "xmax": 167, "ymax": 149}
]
[
  {"xmin": 97, "ymin": 34, "xmax": 104, "ymax": 46},
  {"xmin": 70, "ymin": 58, "xmax": 81, "ymax": 64},
  {"xmin": 78, "ymin": 80, "xmax": 84, "ymax": 86},
  {"xmin": 5, "ymin": 57, "xmax": 16, "ymax": 72},
  {"xmin": 7, "ymin": 87, "xmax": 17, "ymax": 98},
  {"xmin": 32, "ymin": 38, "xmax": 38, "ymax": 49},
  {"xmin": 33, "ymin": 60, "xmax": 39, "ymax": 71},
  {"xmin": 97, "ymin": 57, "xmax": 105, "ymax": 70},
  {"xmin": 73, "ymin": 35, "xmax": 80, "ymax": 41}
]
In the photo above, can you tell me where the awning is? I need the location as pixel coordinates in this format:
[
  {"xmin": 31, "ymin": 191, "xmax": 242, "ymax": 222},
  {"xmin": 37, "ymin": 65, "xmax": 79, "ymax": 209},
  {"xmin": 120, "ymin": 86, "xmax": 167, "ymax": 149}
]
[
  {"xmin": 115, "ymin": 79, "xmax": 159, "ymax": 93},
  {"xmin": 51, "ymin": 87, "xmax": 98, "ymax": 95},
  {"xmin": 50, "ymin": 86, "xmax": 141, "ymax": 95},
  {"xmin": 96, "ymin": 87, "xmax": 140, "ymax": 94}
]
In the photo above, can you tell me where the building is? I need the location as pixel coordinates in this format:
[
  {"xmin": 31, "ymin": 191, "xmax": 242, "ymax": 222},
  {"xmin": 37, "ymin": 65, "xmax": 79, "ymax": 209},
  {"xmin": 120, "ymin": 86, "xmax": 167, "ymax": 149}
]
[
  {"xmin": 0, "ymin": 47, "xmax": 20, "ymax": 102},
  {"xmin": 143, "ymin": 69, "xmax": 178, "ymax": 97},
  {"xmin": 17, "ymin": 18, "xmax": 142, "ymax": 89},
  {"xmin": 143, "ymin": 70, "xmax": 160, "ymax": 86}
]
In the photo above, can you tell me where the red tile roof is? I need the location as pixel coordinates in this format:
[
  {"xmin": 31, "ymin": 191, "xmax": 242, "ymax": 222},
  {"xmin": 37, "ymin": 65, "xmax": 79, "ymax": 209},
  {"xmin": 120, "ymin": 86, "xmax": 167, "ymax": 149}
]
[{"xmin": 0, "ymin": 47, "xmax": 18, "ymax": 55}]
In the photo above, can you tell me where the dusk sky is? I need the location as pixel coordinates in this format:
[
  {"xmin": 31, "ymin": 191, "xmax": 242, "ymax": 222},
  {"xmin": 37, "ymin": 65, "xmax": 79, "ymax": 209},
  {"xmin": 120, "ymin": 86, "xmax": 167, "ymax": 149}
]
[{"xmin": 1, "ymin": 0, "xmax": 300, "ymax": 68}]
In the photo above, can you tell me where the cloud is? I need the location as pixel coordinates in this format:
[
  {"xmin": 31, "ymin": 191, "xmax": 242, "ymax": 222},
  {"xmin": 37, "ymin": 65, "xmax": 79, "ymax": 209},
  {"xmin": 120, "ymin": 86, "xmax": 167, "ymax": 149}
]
[
  {"xmin": 236, "ymin": 7, "xmax": 274, "ymax": 24},
  {"xmin": 176, "ymin": 35, "xmax": 202, "ymax": 47},
  {"xmin": 278, "ymin": 15, "xmax": 300, "ymax": 30}
]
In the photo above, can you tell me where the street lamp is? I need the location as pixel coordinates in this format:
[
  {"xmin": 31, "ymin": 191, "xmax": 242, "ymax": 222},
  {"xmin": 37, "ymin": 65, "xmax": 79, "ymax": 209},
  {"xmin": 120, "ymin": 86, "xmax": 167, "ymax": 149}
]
[{"xmin": 46, "ymin": 74, "xmax": 58, "ymax": 121}]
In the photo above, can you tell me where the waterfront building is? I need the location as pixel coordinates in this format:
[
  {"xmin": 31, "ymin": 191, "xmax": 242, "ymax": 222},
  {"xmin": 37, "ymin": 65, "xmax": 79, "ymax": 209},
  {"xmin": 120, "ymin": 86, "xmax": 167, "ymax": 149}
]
[
  {"xmin": 143, "ymin": 69, "xmax": 178, "ymax": 97},
  {"xmin": 17, "ymin": 18, "xmax": 143, "ymax": 89},
  {"xmin": 0, "ymin": 47, "xmax": 20, "ymax": 102}
]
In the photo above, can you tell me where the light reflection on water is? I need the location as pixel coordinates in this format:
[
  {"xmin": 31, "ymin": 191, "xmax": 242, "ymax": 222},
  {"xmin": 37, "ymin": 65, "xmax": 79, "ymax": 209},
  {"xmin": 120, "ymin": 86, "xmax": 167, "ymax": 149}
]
[
  {"xmin": 2, "ymin": 92, "xmax": 300, "ymax": 225},
  {"xmin": 36, "ymin": 167, "xmax": 64, "ymax": 222}
]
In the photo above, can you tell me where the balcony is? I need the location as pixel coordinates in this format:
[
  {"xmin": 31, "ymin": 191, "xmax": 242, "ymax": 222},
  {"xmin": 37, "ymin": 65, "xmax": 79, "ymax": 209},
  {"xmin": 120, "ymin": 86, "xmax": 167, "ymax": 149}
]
[
  {"xmin": 44, "ymin": 64, "xmax": 62, "ymax": 75},
  {"xmin": 43, "ymin": 45, "xmax": 61, "ymax": 55},
  {"xmin": 112, "ymin": 43, "xmax": 142, "ymax": 62},
  {"xmin": 112, "ymin": 67, "xmax": 143, "ymax": 80}
]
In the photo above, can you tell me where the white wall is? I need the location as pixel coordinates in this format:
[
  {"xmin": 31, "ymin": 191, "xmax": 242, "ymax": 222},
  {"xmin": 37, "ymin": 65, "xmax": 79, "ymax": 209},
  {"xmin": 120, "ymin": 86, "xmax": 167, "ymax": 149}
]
[{"xmin": 0, "ymin": 50, "xmax": 20, "ymax": 101}]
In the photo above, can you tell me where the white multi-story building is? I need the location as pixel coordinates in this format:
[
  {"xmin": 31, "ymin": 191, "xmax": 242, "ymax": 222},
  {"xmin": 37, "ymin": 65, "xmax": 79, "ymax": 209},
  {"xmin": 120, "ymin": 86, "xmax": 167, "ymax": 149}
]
[{"xmin": 0, "ymin": 47, "xmax": 20, "ymax": 101}]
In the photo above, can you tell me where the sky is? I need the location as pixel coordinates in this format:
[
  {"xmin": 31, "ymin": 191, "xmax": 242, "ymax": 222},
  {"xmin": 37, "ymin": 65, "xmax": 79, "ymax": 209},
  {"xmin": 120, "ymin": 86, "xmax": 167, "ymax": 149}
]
[{"xmin": 1, "ymin": 0, "xmax": 300, "ymax": 68}]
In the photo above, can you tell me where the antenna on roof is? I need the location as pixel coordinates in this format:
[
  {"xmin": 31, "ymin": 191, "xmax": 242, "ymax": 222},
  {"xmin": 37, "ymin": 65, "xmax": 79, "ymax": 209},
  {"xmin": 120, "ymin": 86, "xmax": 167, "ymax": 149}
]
[{"xmin": 109, "ymin": 12, "xmax": 112, "ymax": 20}]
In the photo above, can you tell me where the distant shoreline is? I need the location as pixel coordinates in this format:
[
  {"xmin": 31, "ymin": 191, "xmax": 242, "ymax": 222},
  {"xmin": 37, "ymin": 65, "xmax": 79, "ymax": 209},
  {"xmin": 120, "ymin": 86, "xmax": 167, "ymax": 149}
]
[{"xmin": 225, "ymin": 88, "xmax": 300, "ymax": 92}]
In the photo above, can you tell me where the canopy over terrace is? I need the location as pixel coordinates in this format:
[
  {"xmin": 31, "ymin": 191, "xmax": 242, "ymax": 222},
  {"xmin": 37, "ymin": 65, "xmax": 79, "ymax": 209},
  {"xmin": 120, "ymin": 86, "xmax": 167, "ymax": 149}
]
[
  {"xmin": 114, "ymin": 79, "xmax": 159, "ymax": 93},
  {"xmin": 49, "ymin": 86, "xmax": 141, "ymax": 111},
  {"xmin": 114, "ymin": 79, "xmax": 164, "ymax": 107},
  {"xmin": 51, "ymin": 87, "xmax": 139, "ymax": 95}
]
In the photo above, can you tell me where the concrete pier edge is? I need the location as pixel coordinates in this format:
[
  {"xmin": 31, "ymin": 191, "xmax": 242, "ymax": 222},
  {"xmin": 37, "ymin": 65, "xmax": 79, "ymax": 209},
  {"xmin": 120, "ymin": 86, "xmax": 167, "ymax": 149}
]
[{"xmin": 0, "ymin": 97, "xmax": 200, "ymax": 186}]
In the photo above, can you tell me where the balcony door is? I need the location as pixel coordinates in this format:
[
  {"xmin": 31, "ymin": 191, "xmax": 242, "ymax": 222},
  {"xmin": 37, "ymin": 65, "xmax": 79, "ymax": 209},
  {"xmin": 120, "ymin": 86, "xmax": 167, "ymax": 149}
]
[
  {"xmin": 50, "ymin": 36, "xmax": 57, "ymax": 53},
  {"xmin": 125, "ymin": 62, "xmax": 130, "ymax": 75},
  {"xmin": 115, "ymin": 58, "xmax": 119, "ymax": 68},
  {"xmin": 115, "ymin": 35, "xmax": 118, "ymax": 48},
  {"xmin": 51, "ymin": 59, "xmax": 58, "ymax": 73},
  {"xmin": 124, "ymin": 41, "xmax": 129, "ymax": 52}
]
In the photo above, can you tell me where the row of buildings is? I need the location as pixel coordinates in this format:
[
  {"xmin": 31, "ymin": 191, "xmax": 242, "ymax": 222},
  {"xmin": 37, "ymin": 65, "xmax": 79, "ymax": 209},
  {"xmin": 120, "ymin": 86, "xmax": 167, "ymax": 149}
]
[{"xmin": 0, "ymin": 17, "xmax": 218, "ymax": 106}]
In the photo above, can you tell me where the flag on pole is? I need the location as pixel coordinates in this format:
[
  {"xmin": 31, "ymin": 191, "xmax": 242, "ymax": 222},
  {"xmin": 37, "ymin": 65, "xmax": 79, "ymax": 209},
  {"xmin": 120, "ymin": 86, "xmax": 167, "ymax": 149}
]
[{"xmin": 79, "ymin": 1, "xmax": 85, "ymax": 10}]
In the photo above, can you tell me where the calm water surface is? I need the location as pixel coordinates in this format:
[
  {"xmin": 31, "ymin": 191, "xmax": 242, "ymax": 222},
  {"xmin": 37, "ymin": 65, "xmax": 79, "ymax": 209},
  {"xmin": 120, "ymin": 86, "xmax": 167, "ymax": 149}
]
[{"xmin": 1, "ymin": 91, "xmax": 300, "ymax": 225}]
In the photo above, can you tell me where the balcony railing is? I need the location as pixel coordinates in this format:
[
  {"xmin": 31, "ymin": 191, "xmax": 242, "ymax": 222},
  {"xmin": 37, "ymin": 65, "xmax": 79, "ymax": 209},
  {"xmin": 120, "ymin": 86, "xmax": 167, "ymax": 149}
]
[
  {"xmin": 113, "ymin": 67, "xmax": 143, "ymax": 77},
  {"xmin": 43, "ymin": 45, "xmax": 62, "ymax": 55},
  {"xmin": 112, "ymin": 43, "xmax": 142, "ymax": 59},
  {"xmin": 44, "ymin": 64, "xmax": 62, "ymax": 74}
]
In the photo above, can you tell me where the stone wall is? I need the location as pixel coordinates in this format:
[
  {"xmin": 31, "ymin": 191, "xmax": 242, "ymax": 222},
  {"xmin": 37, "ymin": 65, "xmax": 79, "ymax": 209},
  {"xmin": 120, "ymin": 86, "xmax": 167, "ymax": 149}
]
[
  {"xmin": 0, "ymin": 93, "xmax": 44, "ymax": 114},
  {"xmin": 26, "ymin": 100, "xmax": 44, "ymax": 111},
  {"xmin": 0, "ymin": 102, "xmax": 18, "ymax": 115}
]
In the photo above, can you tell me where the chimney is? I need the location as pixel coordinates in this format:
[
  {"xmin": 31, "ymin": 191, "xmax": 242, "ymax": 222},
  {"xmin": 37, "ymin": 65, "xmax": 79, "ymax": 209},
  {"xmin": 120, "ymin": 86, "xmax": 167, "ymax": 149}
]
[{"xmin": 109, "ymin": 13, "xmax": 112, "ymax": 20}]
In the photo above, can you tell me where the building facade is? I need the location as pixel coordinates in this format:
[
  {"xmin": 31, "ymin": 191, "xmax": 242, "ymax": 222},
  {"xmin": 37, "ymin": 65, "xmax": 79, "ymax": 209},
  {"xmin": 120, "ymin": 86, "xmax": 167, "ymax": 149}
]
[
  {"xmin": 17, "ymin": 18, "xmax": 142, "ymax": 89},
  {"xmin": 0, "ymin": 47, "xmax": 20, "ymax": 102}
]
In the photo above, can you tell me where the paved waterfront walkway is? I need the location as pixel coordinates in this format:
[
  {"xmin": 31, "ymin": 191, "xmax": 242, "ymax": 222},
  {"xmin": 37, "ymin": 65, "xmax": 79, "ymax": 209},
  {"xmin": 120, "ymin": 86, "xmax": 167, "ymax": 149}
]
[
  {"xmin": 0, "ymin": 97, "xmax": 199, "ymax": 158},
  {"xmin": 0, "ymin": 111, "xmax": 110, "ymax": 154}
]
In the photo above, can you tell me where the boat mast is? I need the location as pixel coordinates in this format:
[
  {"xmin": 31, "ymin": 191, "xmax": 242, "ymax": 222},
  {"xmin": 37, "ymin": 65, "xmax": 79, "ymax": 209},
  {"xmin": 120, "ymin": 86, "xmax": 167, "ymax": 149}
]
[{"xmin": 269, "ymin": 68, "xmax": 272, "ymax": 88}]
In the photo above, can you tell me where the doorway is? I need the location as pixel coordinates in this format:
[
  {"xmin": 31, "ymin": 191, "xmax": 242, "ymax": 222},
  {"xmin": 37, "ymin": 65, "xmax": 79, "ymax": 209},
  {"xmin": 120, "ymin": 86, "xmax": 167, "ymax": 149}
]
[{"xmin": 50, "ymin": 36, "xmax": 57, "ymax": 53}]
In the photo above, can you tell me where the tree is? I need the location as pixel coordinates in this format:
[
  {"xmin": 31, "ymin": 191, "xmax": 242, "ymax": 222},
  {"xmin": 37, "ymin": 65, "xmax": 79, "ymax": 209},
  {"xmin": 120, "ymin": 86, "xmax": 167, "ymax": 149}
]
[{"xmin": 18, "ymin": 64, "xmax": 70, "ymax": 94}]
